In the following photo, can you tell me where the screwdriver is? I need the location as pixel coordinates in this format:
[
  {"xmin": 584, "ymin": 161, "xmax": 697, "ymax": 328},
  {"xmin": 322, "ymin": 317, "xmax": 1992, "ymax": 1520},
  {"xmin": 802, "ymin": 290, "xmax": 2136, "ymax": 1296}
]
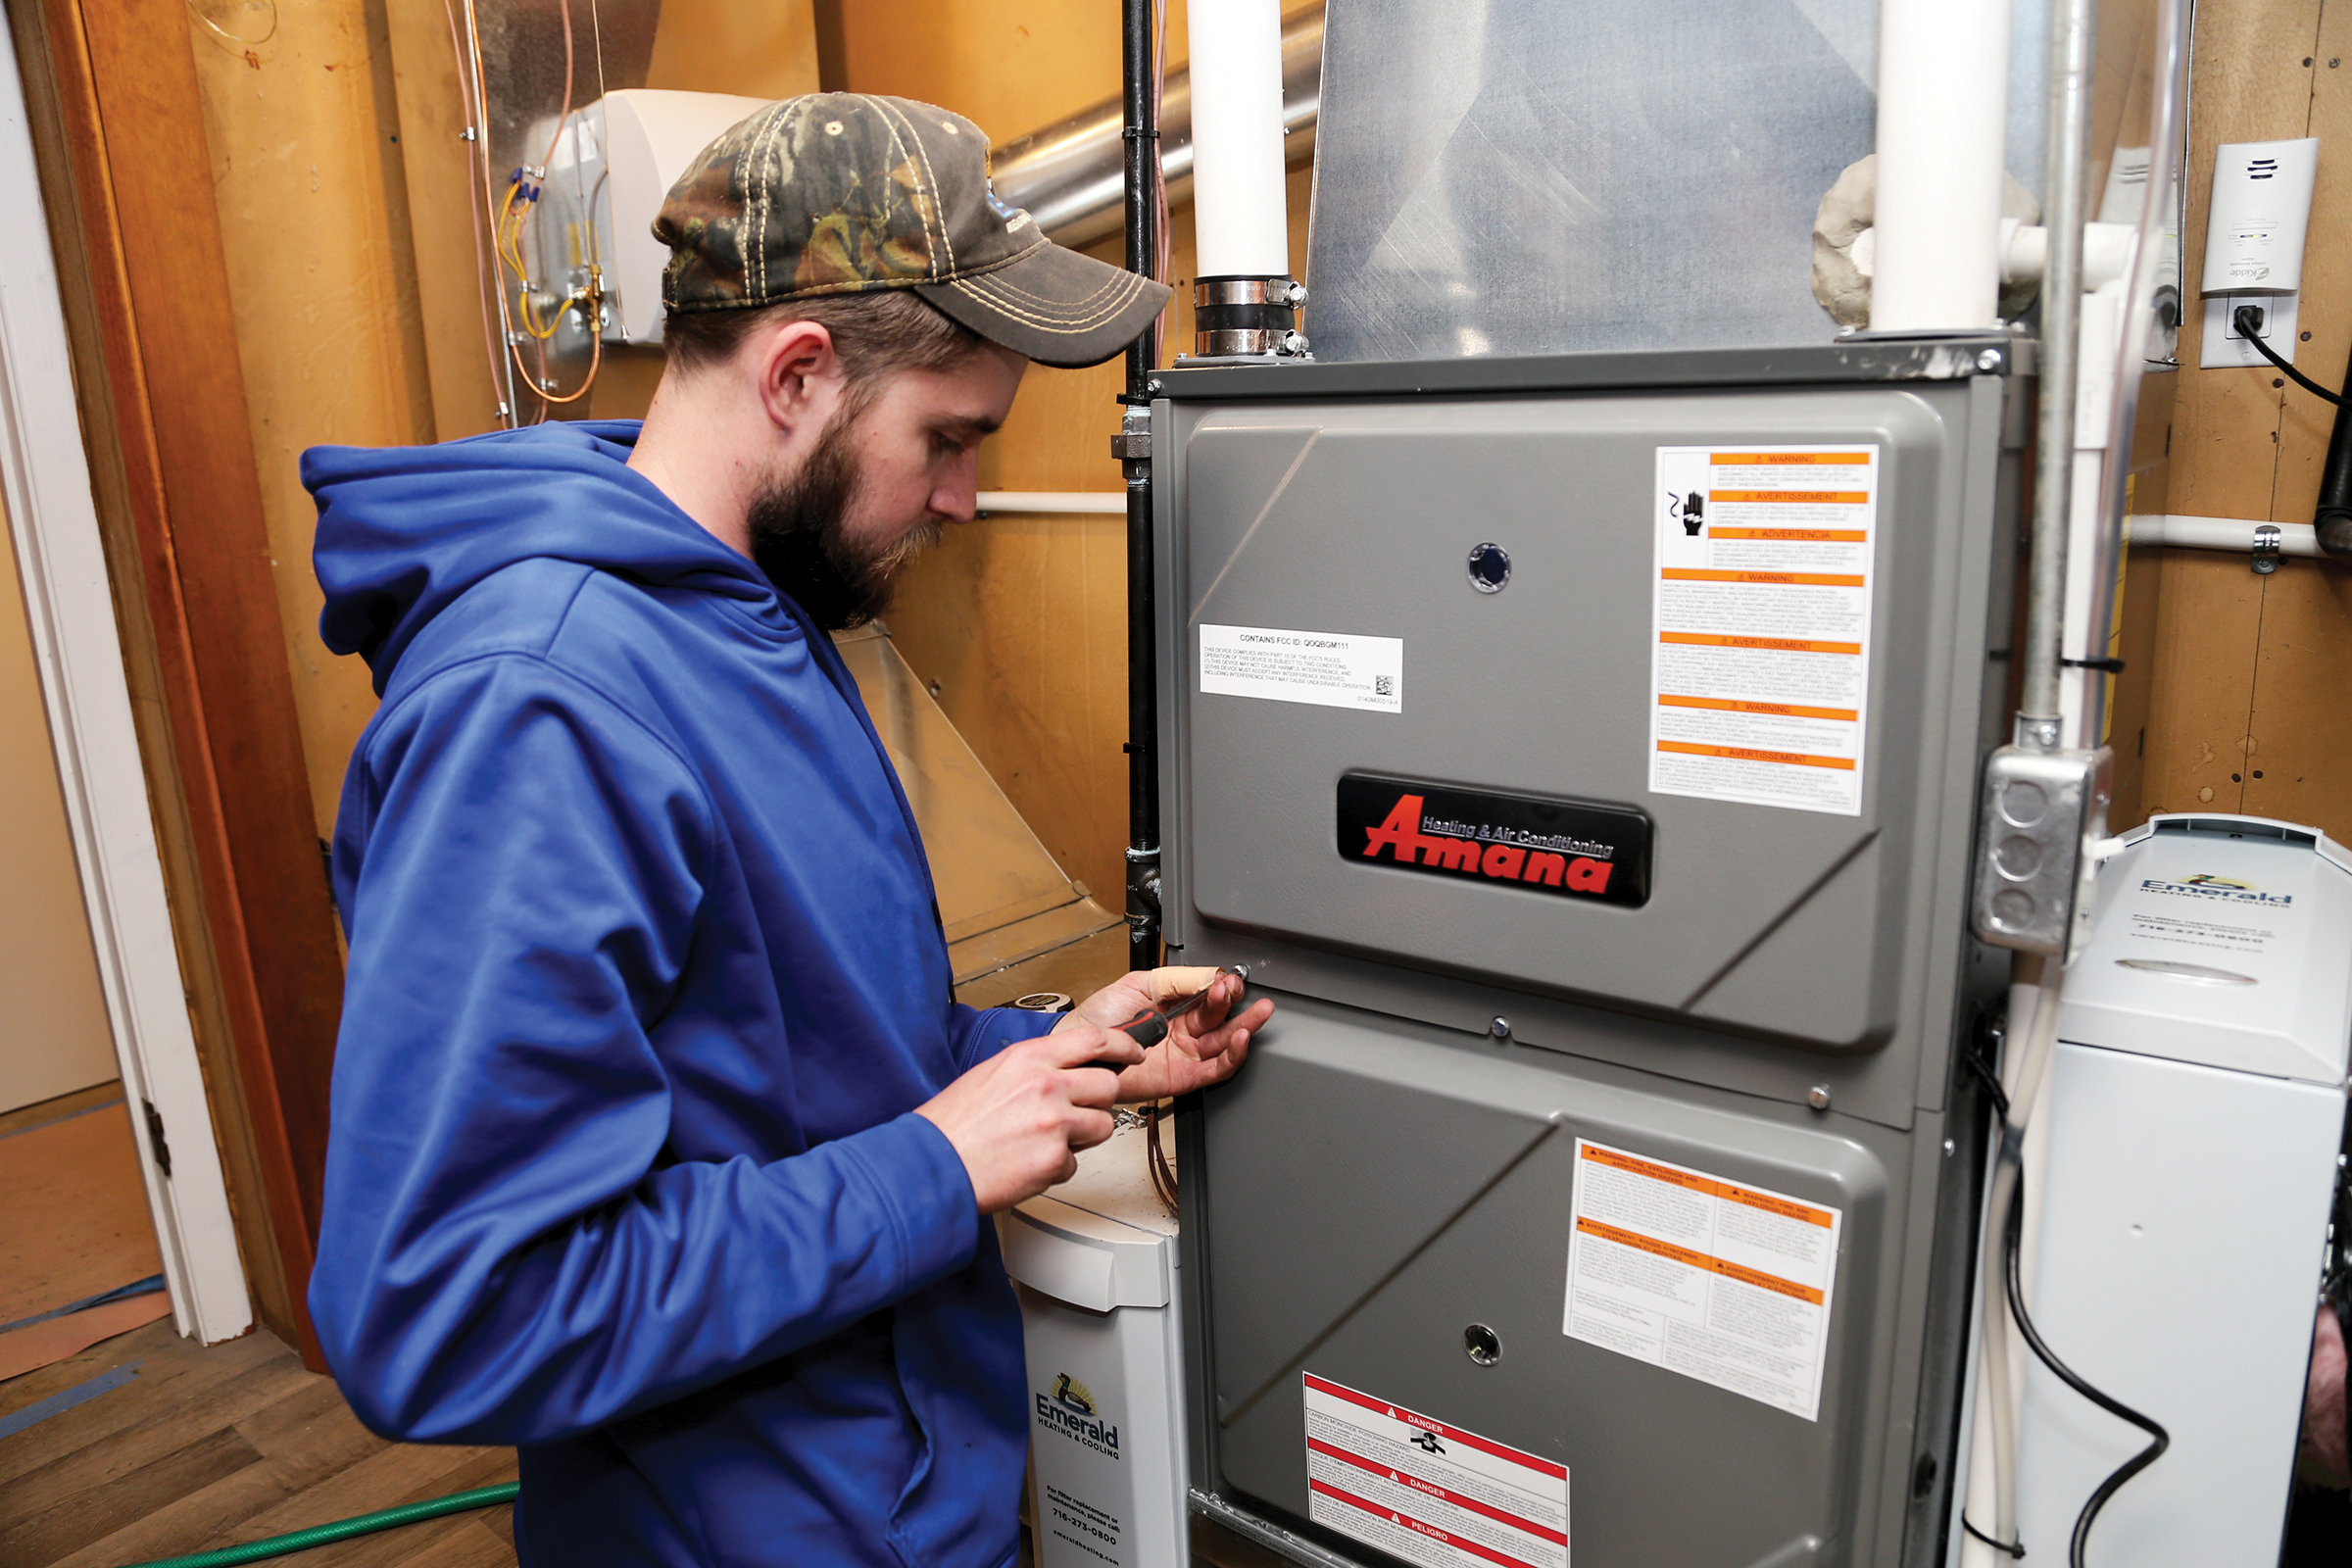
[{"xmin": 1084, "ymin": 965, "xmax": 1250, "ymax": 1070}]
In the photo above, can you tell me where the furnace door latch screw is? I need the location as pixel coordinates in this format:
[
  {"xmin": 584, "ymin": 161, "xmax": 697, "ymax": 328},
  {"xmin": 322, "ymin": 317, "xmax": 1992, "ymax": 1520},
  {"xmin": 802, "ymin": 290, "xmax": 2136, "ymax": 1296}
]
[
  {"xmin": 1489, "ymin": 1016, "xmax": 1511, "ymax": 1041},
  {"xmin": 1807, "ymin": 1085, "xmax": 1833, "ymax": 1111}
]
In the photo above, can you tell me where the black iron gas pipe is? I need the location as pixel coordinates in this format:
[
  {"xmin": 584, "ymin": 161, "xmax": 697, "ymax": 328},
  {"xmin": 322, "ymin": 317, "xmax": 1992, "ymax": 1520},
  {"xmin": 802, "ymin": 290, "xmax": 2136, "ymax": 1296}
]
[
  {"xmin": 1120, "ymin": 0, "xmax": 1162, "ymax": 968},
  {"xmin": 2317, "ymin": 341, "xmax": 2352, "ymax": 559}
]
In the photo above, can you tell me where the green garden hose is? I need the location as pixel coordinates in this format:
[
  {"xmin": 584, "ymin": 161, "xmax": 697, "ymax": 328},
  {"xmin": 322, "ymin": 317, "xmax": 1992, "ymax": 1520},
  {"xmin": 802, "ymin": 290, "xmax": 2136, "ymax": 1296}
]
[{"xmin": 125, "ymin": 1482, "xmax": 520, "ymax": 1568}]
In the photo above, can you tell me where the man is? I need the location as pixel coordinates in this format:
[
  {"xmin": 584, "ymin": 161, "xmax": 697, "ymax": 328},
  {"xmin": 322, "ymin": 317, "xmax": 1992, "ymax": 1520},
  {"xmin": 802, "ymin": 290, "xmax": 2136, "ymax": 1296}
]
[{"xmin": 302, "ymin": 93, "xmax": 1271, "ymax": 1568}]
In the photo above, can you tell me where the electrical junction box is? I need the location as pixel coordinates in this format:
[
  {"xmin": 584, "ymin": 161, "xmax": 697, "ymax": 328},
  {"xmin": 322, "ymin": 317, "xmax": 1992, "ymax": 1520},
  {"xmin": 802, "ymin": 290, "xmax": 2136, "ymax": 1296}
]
[
  {"xmin": 2015, "ymin": 813, "xmax": 2350, "ymax": 1566},
  {"xmin": 1150, "ymin": 340, "xmax": 2031, "ymax": 1568},
  {"xmin": 1000, "ymin": 1120, "xmax": 1190, "ymax": 1568}
]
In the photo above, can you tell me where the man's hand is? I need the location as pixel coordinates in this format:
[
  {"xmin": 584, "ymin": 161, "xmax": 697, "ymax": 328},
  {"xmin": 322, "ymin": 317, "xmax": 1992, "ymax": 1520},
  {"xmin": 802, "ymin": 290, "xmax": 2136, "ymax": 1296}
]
[
  {"xmin": 2301, "ymin": 1302, "xmax": 2349, "ymax": 1488},
  {"xmin": 1059, "ymin": 965, "xmax": 1273, "ymax": 1104},
  {"xmin": 914, "ymin": 1026, "xmax": 1144, "ymax": 1214}
]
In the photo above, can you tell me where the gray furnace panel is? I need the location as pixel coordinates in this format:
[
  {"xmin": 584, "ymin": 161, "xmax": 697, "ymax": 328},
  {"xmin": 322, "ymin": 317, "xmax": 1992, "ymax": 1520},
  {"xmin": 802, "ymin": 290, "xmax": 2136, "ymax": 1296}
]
[
  {"xmin": 1157, "ymin": 352, "xmax": 2016, "ymax": 1568},
  {"xmin": 1165, "ymin": 385, "xmax": 1992, "ymax": 1063},
  {"xmin": 1192, "ymin": 994, "xmax": 1927, "ymax": 1568}
]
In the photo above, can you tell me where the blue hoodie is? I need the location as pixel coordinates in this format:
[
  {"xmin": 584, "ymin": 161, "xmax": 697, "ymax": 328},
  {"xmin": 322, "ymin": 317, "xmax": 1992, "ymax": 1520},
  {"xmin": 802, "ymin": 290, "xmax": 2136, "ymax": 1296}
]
[{"xmin": 303, "ymin": 420, "xmax": 1055, "ymax": 1568}]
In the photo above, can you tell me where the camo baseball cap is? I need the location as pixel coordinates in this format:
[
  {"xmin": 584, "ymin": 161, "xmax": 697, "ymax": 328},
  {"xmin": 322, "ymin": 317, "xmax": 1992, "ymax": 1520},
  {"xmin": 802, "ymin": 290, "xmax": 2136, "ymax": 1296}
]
[{"xmin": 655, "ymin": 92, "xmax": 1170, "ymax": 369}]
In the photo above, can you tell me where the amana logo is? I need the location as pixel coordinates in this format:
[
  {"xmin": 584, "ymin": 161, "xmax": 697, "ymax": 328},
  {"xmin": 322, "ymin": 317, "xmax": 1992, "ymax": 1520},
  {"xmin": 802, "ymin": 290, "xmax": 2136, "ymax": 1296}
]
[
  {"xmin": 2141, "ymin": 873, "xmax": 2291, "ymax": 906},
  {"xmin": 1037, "ymin": 1373, "xmax": 1119, "ymax": 1459},
  {"xmin": 1362, "ymin": 795, "xmax": 1615, "ymax": 895}
]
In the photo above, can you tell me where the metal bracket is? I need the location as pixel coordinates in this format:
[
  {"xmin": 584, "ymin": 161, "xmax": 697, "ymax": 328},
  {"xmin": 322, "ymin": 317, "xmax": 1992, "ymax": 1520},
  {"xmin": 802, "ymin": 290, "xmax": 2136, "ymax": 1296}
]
[
  {"xmin": 1190, "ymin": 1491, "xmax": 1374, "ymax": 1568},
  {"xmin": 2251, "ymin": 522, "xmax": 2282, "ymax": 574},
  {"xmin": 1972, "ymin": 745, "xmax": 2114, "ymax": 957},
  {"xmin": 1112, "ymin": 405, "xmax": 1152, "ymax": 462}
]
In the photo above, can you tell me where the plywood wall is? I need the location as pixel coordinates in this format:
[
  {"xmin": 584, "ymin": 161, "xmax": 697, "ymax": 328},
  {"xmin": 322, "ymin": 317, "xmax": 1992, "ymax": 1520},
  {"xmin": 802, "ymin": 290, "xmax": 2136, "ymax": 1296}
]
[
  {"xmin": 837, "ymin": 0, "xmax": 1315, "ymax": 908},
  {"xmin": 2113, "ymin": 0, "xmax": 2352, "ymax": 837},
  {"xmin": 187, "ymin": 1, "xmax": 818, "ymax": 839},
  {"xmin": 184, "ymin": 2, "xmax": 432, "ymax": 839}
]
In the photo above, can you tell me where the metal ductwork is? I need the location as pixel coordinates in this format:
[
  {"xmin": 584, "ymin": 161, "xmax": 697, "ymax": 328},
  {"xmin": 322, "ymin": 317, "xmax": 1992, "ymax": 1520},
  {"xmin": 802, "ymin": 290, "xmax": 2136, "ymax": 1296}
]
[{"xmin": 988, "ymin": 4, "xmax": 1322, "ymax": 250}]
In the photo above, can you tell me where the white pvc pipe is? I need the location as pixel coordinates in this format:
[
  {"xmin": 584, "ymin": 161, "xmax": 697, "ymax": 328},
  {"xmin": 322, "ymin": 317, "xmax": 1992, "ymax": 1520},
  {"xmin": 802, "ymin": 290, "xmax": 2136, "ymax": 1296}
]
[
  {"xmin": 1870, "ymin": 0, "xmax": 2012, "ymax": 331},
  {"xmin": 1187, "ymin": 0, "xmax": 1291, "ymax": 278},
  {"xmin": 2128, "ymin": 514, "xmax": 2328, "ymax": 557},
  {"xmin": 975, "ymin": 491, "xmax": 1128, "ymax": 515}
]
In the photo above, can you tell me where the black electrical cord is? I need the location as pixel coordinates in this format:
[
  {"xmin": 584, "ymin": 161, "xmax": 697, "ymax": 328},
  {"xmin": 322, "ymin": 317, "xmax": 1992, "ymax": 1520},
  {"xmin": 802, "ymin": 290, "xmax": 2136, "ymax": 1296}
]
[
  {"xmin": 1955, "ymin": 1034, "xmax": 2025, "ymax": 1558},
  {"xmin": 2232, "ymin": 306, "xmax": 2346, "ymax": 407},
  {"xmin": 2001, "ymin": 1177, "xmax": 2172, "ymax": 1568},
  {"xmin": 1961, "ymin": 1513, "xmax": 2027, "ymax": 1558}
]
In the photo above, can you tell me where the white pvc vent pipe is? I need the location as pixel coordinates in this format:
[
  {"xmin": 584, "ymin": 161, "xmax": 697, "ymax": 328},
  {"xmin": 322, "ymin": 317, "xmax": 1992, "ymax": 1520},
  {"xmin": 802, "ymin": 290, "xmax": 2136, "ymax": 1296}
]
[
  {"xmin": 1187, "ymin": 0, "xmax": 1291, "ymax": 278},
  {"xmin": 976, "ymin": 491, "xmax": 1127, "ymax": 515},
  {"xmin": 2128, "ymin": 514, "xmax": 2327, "ymax": 557},
  {"xmin": 1870, "ymin": 0, "xmax": 2013, "ymax": 331}
]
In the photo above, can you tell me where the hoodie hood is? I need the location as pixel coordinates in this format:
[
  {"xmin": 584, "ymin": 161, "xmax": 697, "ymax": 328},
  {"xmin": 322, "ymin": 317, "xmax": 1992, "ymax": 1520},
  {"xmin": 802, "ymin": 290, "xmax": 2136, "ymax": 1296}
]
[{"xmin": 307, "ymin": 420, "xmax": 774, "ymax": 694}]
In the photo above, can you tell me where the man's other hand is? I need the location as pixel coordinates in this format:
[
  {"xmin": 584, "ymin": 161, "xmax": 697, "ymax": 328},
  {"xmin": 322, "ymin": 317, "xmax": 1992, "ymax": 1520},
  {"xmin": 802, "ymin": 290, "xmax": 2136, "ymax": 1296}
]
[
  {"xmin": 915, "ymin": 1026, "xmax": 1143, "ymax": 1214},
  {"xmin": 2301, "ymin": 1301, "xmax": 2349, "ymax": 1488},
  {"xmin": 1063, "ymin": 966, "xmax": 1273, "ymax": 1104}
]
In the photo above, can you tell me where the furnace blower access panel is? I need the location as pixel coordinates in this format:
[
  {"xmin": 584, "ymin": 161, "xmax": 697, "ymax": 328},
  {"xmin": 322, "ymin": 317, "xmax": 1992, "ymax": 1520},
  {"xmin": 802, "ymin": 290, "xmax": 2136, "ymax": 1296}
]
[{"xmin": 1155, "ymin": 352, "xmax": 2020, "ymax": 1568}]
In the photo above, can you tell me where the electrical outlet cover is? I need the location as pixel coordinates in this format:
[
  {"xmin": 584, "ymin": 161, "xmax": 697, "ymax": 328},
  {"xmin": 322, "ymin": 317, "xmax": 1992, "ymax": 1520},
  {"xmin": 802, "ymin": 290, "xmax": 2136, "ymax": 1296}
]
[{"xmin": 2200, "ymin": 291, "xmax": 2300, "ymax": 370}]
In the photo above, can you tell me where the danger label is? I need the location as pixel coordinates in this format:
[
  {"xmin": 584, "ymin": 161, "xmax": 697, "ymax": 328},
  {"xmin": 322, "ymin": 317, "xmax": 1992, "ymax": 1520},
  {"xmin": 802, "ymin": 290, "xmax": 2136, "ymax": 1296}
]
[
  {"xmin": 1648, "ymin": 446, "xmax": 1879, "ymax": 814},
  {"xmin": 1303, "ymin": 1374, "xmax": 1568, "ymax": 1568},
  {"xmin": 1561, "ymin": 1140, "xmax": 1842, "ymax": 1422}
]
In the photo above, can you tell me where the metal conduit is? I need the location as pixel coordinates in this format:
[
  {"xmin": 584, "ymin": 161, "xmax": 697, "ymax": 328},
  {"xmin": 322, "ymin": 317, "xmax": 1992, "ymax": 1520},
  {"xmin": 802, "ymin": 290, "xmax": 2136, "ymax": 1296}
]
[{"xmin": 993, "ymin": 4, "xmax": 1323, "ymax": 249}]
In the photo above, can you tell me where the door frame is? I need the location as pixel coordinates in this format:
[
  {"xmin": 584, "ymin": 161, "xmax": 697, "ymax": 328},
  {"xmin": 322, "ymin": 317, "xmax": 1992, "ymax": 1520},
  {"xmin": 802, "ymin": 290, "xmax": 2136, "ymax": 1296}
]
[{"xmin": 0, "ymin": 4, "xmax": 249, "ymax": 1343}]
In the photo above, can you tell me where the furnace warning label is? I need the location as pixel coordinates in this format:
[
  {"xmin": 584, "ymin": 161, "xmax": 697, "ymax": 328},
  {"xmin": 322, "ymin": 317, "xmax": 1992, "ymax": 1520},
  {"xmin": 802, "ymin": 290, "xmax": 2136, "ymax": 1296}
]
[
  {"xmin": 1303, "ymin": 1374, "xmax": 1568, "ymax": 1568},
  {"xmin": 1200, "ymin": 623, "xmax": 1402, "ymax": 713},
  {"xmin": 1648, "ymin": 445, "xmax": 1880, "ymax": 814},
  {"xmin": 1562, "ymin": 1140, "xmax": 1841, "ymax": 1422}
]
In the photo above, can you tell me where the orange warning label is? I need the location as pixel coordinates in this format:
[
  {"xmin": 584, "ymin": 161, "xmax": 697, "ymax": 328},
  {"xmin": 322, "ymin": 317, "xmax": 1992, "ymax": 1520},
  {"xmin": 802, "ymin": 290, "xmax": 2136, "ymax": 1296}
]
[
  {"xmin": 1706, "ymin": 527, "xmax": 1870, "ymax": 542},
  {"xmin": 1653, "ymin": 444, "xmax": 1876, "ymax": 814},
  {"xmin": 1707, "ymin": 490, "xmax": 1870, "ymax": 506},
  {"xmin": 1574, "ymin": 1218, "xmax": 1826, "ymax": 1305},
  {"xmin": 1658, "ymin": 631, "xmax": 1862, "ymax": 656},
  {"xmin": 1660, "ymin": 568, "xmax": 1867, "ymax": 588},
  {"xmin": 1656, "ymin": 740, "xmax": 1856, "ymax": 771},
  {"xmin": 1564, "ymin": 1138, "xmax": 1844, "ymax": 1421},
  {"xmin": 1709, "ymin": 452, "xmax": 1872, "ymax": 466},
  {"xmin": 1658, "ymin": 694, "xmax": 1859, "ymax": 723},
  {"xmin": 1578, "ymin": 1144, "xmax": 1838, "ymax": 1226}
]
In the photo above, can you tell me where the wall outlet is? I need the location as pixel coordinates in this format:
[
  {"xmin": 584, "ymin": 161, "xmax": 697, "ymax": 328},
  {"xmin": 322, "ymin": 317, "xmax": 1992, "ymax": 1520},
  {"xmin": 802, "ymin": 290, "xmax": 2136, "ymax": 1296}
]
[{"xmin": 2200, "ymin": 291, "xmax": 2301, "ymax": 369}]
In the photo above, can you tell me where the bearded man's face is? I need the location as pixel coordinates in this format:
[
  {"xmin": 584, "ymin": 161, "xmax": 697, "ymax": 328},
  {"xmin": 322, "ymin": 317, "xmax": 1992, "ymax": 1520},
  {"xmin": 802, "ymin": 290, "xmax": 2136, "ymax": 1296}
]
[{"xmin": 747, "ymin": 346, "xmax": 1027, "ymax": 630}]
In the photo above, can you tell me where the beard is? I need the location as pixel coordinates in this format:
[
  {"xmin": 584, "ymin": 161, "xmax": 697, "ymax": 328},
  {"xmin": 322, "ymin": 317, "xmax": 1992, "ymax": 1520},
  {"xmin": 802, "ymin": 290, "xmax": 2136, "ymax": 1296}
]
[{"xmin": 744, "ymin": 408, "xmax": 943, "ymax": 632}]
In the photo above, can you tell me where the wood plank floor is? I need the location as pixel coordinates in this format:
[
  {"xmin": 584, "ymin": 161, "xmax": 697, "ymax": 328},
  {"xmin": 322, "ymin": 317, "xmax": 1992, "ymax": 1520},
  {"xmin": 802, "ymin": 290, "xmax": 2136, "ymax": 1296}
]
[
  {"xmin": 0, "ymin": 1317, "xmax": 516, "ymax": 1568},
  {"xmin": 0, "ymin": 1312, "xmax": 1298, "ymax": 1568}
]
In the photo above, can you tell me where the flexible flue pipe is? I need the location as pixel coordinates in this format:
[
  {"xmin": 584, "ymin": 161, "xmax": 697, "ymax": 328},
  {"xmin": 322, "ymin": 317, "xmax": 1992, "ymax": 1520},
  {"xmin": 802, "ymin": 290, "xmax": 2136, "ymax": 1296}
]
[
  {"xmin": 1187, "ymin": 0, "xmax": 1291, "ymax": 279},
  {"xmin": 1869, "ymin": 0, "xmax": 2012, "ymax": 331}
]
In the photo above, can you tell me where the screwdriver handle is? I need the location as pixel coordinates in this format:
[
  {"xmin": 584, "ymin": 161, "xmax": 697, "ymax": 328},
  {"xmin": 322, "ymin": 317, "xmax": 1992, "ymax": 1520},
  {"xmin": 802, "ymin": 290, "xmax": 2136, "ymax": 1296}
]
[{"xmin": 1081, "ymin": 967, "xmax": 1250, "ymax": 1072}]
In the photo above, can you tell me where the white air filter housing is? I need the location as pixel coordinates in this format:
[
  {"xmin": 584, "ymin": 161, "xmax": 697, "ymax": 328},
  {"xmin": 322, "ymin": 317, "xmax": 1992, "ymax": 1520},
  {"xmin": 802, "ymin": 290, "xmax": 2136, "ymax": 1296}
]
[
  {"xmin": 2016, "ymin": 813, "xmax": 2348, "ymax": 1567},
  {"xmin": 998, "ymin": 1122, "xmax": 1189, "ymax": 1568},
  {"xmin": 2056, "ymin": 812, "xmax": 2352, "ymax": 1084}
]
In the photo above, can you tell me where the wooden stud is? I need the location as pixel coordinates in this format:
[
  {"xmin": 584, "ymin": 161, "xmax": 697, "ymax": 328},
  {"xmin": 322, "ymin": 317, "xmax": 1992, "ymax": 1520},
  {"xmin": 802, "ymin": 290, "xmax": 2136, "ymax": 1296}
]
[{"xmin": 19, "ymin": 0, "xmax": 352, "ymax": 1358}]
